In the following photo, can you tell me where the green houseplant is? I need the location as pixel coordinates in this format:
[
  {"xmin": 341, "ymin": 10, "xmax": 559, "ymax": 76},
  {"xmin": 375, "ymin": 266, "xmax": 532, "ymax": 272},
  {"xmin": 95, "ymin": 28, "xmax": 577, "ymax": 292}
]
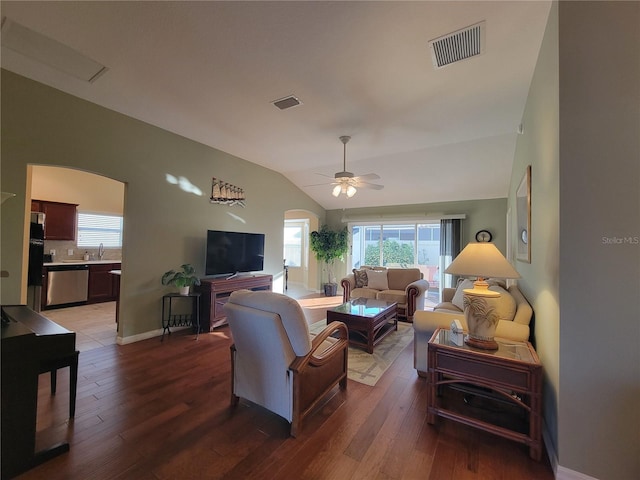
[
  {"xmin": 161, "ymin": 263, "xmax": 201, "ymax": 295},
  {"xmin": 310, "ymin": 225, "xmax": 349, "ymax": 296}
]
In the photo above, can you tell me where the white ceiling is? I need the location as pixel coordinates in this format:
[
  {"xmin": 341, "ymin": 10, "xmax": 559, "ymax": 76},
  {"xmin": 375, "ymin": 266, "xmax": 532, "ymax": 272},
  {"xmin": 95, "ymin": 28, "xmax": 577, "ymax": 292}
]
[{"xmin": 1, "ymin": 1, "xmax": 551, "ymax": 211}]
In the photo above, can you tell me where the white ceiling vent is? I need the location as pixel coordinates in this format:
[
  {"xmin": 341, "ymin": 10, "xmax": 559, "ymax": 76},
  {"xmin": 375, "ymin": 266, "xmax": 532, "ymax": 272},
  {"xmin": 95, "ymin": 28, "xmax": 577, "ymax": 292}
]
[
  {"xmin": 1, "ymin": 17, "xmax": 108, "ymax": 82},
  {"xmin": 429, "ymin": 21, "xmax": 485, "ymax": 69},
  {"xmin": 271, "ymin": 95, "xmax": 302, "ymax": 110}
]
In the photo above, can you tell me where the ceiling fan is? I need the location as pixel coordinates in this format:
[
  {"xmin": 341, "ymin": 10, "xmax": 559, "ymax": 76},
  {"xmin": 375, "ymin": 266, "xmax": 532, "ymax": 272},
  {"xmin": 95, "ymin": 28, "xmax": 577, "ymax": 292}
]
[{"xmin": 307, "ymin": 136, "xmax": 384, "ymax": 198}]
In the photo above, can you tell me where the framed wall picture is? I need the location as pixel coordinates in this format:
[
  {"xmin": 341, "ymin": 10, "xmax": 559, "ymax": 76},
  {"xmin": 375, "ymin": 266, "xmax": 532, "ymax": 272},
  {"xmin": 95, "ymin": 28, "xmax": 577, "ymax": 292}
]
[{"xmin": 516, "ymin": 165, "xmax": 531, "ymax": 263}]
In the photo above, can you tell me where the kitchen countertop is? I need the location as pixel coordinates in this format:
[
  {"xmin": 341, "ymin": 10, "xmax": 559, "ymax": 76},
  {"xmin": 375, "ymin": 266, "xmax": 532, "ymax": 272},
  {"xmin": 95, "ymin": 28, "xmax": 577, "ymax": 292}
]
[{"xmin": 44, "ymin": 260, "xmax": 122, "ymax": 267}]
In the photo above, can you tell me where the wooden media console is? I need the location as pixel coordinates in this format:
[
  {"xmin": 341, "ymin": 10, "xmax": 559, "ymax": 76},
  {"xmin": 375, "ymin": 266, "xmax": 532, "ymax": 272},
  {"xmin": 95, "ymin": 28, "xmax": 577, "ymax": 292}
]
[{"xmin": 196, "ymin": 274, "xmax": 273, "ymax": 331}]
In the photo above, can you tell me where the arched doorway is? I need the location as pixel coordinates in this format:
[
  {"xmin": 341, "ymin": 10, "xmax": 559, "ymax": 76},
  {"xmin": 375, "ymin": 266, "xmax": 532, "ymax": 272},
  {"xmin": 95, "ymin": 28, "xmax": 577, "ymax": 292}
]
[{"xmin": 284, "ymin": 209, "xmax": 319, "ymax": 294}]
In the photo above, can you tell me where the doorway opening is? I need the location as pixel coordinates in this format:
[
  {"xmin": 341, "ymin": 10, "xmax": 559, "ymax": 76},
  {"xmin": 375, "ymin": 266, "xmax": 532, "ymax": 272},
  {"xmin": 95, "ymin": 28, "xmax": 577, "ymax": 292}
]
[
  {"xmin": 28, "ymin": 165, "xmax": 125, "ymax": 351},
  {"xmin": 284, "ymin": 210, "xmax": 319, "ymax": 294}
]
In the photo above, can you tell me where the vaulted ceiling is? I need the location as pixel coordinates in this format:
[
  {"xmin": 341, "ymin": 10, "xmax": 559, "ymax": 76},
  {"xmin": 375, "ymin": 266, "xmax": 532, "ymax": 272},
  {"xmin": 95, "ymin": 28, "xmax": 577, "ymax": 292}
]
[{"xmin": 1, "ymin": 1, "xmax": 551, "ymax": 210}]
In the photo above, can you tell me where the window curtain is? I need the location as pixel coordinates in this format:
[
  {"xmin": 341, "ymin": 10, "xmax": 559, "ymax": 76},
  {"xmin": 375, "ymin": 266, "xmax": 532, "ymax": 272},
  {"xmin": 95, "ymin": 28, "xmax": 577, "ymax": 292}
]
[{"xmin": 440, "ymin": 218, "xmax": 463, "ymax": 289}]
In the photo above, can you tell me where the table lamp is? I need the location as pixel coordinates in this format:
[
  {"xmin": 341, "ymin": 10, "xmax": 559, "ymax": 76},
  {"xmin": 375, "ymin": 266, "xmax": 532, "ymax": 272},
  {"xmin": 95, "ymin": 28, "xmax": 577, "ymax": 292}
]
[{"xmin": 444, "ymin": 242, "xmax": 520, "ymax": 349}]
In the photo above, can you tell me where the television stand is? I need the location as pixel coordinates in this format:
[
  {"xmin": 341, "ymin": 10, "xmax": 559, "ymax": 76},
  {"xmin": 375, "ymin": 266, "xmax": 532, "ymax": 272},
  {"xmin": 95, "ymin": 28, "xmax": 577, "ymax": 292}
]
[{"xmin": 196, "ymin": 274, "xmax": 273, "ymax": 331}]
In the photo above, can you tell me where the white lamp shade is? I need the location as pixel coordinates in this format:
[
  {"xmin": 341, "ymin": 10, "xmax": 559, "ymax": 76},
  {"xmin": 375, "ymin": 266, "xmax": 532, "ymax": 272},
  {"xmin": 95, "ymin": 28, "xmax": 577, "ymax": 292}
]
[
  {"xmin": 444, "ymin": 242, "xmax": 520, "ymax": 279},
  {"xmin": 332, "ymin": 185, "xmax": 342, "ymax": 197}
]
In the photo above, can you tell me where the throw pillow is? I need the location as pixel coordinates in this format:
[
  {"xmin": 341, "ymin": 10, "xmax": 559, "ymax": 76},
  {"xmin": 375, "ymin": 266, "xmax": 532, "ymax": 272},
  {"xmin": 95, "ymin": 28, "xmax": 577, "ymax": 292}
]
[
  {"xmin": 451, "ymin": 278, "xmax": 475, "ymax": 311},
  {"xmin": 487, "ymin": 278, "xmax": 507, "ymax": 288},
  {"xmin": 487, "ymin": 286, "xmax": 517, "ymax": 321},
  {"xmin": 366, "ymin": 269, "xmax": 389, "ymax": 290},
  {"xmin": 353, "ymin": 269, "xmax": 368, "ymax": 288}
]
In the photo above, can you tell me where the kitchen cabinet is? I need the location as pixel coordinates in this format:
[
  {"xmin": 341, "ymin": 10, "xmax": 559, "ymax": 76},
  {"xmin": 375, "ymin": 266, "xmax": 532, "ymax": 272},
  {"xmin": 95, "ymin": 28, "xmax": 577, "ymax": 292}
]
[
  {"xmin": 88, "ymin": 263, "xmax": 120, "ymax": 303},
  {"xmin": 31, "ymin": 200, "xmax": 78, "ymax": 241}
]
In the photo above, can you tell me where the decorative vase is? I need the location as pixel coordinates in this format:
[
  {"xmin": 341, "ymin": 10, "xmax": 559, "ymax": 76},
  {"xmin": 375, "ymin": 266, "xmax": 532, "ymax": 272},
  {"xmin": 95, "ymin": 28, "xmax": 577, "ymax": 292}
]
[
  {"xmin": 463, "ymin": 293, "xmax": 500, "ymax": 350},
  {"xmin": 179, "ymin": 286, "xmax": 190, "ymax": 296}
]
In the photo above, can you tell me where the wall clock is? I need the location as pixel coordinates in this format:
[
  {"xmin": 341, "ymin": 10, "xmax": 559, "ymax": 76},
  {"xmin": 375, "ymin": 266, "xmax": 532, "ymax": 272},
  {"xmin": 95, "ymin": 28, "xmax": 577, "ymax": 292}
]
[{"xmin": 475, "ymin": 230, "xmax": 492, "ymax": 242}]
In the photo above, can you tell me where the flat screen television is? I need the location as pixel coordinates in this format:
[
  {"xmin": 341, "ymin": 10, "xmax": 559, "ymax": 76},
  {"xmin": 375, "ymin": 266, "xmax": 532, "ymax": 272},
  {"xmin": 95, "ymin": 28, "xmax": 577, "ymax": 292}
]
[{"xmin": 205, "ymin": 230, "xmax": 265, "ymax": 276}]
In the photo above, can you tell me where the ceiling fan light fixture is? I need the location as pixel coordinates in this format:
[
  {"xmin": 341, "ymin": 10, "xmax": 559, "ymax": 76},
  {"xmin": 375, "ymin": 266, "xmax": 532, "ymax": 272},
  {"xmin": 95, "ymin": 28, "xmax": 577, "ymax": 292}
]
[{"xmin": 319, "ymin": 135, "xmax": 382, "ymax": 198}]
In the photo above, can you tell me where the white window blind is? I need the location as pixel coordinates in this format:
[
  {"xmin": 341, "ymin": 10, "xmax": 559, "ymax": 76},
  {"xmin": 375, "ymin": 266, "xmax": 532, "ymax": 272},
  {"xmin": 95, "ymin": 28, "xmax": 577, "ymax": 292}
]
[{"xmin": 77, "ymin": 213, "xmax": 123, "ymax": 248}]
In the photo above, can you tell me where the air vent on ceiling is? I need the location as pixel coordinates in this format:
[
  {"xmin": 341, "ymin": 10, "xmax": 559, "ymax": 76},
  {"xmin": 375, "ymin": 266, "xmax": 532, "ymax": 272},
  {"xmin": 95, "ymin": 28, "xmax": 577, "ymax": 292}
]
[
  {"xmin": 429, "ymin": 21, "xmax": 485, "ymax": 69},
  {"xmin": 271, "ymin": 95, "xmax": 302, "ymax": 110},
  {"xmin": 1, "ymin": 17, "xmax": 108, "ymax": 82}
]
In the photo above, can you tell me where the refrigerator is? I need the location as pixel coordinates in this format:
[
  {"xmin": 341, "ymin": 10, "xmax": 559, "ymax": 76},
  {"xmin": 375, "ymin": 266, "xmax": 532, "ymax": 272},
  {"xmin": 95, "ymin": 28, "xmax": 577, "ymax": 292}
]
[{"xmin": 27, "ymin": 212, "xmax": 45, "ymax": 311}]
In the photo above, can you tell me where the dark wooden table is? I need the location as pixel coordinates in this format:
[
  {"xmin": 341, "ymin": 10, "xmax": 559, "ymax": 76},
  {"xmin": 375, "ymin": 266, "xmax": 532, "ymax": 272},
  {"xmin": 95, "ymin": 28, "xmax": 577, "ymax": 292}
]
[
  {"xmin": 326, "ymin": 298, "xmax": 397, "ymax": 353},
  {"xmin": 427, "ymin": 328, "xmax": 543, "ymax": 461}
]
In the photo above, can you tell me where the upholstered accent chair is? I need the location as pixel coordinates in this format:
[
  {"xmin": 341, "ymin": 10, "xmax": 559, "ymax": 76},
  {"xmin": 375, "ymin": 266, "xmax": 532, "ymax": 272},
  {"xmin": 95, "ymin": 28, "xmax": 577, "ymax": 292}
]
[{"xmin": 223, "ymin": 289, "xmax": 348, "ymax": 437}]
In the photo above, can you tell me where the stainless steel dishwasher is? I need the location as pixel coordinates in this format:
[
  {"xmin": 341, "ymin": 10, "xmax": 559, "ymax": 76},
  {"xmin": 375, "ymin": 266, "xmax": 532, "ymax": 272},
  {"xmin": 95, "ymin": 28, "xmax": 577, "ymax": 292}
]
[{"xmin": 46, "ymin": 264, "xmax": 89, "ymax": 307}]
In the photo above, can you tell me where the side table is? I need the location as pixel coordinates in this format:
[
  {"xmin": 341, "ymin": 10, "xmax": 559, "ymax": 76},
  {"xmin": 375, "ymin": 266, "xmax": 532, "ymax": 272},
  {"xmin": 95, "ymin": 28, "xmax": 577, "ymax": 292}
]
[
  {"xmin": 427, "ymin": 328, "xmax": 543, "ymax": 461},
  {"xmin": 161, "ymin": 293, "xmax": 200, "ymax": 341}
]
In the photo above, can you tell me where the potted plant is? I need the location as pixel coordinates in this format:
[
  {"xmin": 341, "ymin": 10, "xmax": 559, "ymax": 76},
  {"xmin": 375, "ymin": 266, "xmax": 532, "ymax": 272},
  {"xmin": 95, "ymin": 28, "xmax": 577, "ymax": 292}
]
[
  {"xmin": 161, "ymin": 263, "xmax": 201, "ymax": 295},
  {"xmin": 310, "ymin": 225, "xmax": 348, "ymax": 296}
]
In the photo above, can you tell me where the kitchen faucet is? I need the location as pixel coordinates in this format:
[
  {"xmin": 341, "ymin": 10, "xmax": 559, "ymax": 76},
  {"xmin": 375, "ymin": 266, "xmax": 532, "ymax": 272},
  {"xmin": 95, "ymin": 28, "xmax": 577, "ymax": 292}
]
[{"xmin": 98, "ymin": 243, "xmax": 104, "ymax": 260}]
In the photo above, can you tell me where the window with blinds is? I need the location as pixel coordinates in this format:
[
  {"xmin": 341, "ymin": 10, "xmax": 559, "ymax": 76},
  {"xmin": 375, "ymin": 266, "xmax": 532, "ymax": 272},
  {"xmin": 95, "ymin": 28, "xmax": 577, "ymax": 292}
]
[{"xmin": 77, "ymin": 213, "xmax": 123, "ymax": 248}]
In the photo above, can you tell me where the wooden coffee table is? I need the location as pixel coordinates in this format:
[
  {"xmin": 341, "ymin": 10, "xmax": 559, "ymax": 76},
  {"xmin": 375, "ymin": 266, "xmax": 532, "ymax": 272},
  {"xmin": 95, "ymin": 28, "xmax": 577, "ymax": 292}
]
[
  {"xmin": 326, "ymin": 298, "xmax": 397, "ymax": 353},
  {"xmin": 427, "ymin": 328, "xmax": 543, "ymax": 461}
]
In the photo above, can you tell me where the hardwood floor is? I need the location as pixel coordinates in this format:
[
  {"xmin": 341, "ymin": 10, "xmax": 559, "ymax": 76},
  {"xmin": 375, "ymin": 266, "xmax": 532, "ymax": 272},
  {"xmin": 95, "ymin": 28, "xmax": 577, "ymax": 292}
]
[{"xmin": 17, "ymin": 289, "xmax": 554, "ymax": 480}]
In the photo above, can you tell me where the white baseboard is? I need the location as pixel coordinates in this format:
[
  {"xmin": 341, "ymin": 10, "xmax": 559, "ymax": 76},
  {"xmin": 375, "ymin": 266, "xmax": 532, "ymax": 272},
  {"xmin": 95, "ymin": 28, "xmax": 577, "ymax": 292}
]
[
  {"xmin": 556, "ymin": 466, "xmax": 599, "ymax": 480},
  {"xmin": 116, "ymin": 326, "xmax": 190, "ymax": 345}
]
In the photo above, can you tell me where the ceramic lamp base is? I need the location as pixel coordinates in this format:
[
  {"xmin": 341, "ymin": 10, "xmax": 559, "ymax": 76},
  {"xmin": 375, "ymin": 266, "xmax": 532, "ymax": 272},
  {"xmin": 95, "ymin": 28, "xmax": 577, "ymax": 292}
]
[{"xmin": 465, "ymin": 335, "xmax": 499, "ymax": 350}]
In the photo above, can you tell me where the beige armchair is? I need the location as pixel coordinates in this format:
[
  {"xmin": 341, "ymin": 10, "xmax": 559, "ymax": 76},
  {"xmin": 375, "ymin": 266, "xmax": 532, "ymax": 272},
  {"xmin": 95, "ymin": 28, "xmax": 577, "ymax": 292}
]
[{"xmin": 223, "ymin": 289, "xmax": 348, "ymax": 437}]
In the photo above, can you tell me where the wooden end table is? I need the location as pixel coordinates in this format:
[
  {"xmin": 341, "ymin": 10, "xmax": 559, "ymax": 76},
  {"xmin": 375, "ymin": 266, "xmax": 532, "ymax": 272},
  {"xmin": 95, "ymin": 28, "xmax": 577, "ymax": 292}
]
[
  {"xmin": 326, "ymin": 298, "xmax": 397, "ymax": 353},
  {"xmin": 427, "ymin": 328, "xmax": 543, "ymax": 461}
]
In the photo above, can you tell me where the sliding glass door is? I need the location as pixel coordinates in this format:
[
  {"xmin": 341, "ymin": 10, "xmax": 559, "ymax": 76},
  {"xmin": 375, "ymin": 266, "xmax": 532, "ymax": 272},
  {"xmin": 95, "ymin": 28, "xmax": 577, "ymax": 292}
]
[{"xmin": 349, "ymin": 222, "xmax": 441, "ymax": 303}]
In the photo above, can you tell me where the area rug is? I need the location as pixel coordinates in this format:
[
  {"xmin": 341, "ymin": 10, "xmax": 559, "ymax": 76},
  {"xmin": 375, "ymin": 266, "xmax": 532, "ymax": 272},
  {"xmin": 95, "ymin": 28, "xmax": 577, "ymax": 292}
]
[{"xmin": 309, "ymin": 320, "xmax": 413, "ymax": 386}]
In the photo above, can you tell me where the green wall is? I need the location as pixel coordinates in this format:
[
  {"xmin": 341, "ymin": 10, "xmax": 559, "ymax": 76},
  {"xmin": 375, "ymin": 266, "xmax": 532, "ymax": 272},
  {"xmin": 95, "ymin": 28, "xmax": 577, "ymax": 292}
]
[
  {"xmin": 509, "ymin": 0, "xmax": 560, "ymax": 467},
  {"xmin": 1, "ymin": 69, "xmax": 324, "ymax": 341},
  {"xmin": 511, "ymin": 2, "xmax": 640, "ymax": 478},
  {"xmin": 557, "ymin": 2, "xmax": 639, "ymax": 478}
]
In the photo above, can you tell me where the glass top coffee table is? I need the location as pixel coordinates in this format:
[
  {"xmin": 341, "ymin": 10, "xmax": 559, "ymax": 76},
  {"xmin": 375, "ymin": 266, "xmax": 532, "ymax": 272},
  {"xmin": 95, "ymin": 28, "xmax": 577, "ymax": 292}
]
[{"xmin": 326, "ymin": 298, "xmax": 397, "ymax": 353}]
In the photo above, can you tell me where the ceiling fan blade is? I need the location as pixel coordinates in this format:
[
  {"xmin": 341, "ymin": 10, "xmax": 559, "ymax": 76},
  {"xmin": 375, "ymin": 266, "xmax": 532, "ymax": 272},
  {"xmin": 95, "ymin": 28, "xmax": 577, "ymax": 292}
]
[
  {"xmin": 302, "ymin": 181, "xmax": 338, "ymax": 187},
  {"xmin": 302, "ymin": 182, "xmax": 331, "ymax": 188},
  {"xmin": 356, "ymin": 182, "xmax": 384, "ymax": 190},
  {"xmin": 315, "ymin": 172, "xmax": 335, "ymax": 179},
  {"xmin": 354, "ymin": 173, "xmax": 380, "ymax": 181}
]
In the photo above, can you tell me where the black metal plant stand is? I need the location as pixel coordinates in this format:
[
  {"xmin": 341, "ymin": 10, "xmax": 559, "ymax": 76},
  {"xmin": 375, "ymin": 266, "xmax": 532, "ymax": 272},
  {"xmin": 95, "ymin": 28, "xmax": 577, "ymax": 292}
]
[{"xmin": 161, "ymin": 293, "xmax": 200, "ymax": 341}]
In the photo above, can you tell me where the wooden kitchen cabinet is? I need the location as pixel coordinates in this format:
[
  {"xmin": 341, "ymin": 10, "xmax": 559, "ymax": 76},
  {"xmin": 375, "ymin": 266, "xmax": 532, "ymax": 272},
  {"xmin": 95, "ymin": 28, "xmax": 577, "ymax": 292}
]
[
  {"xmin": 88, "ymin": 264, "xmax": 120, "ymax": 303},
  {"xmin": 31, "ymin": 200, "xmax": 78, "ymax": 241}
]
